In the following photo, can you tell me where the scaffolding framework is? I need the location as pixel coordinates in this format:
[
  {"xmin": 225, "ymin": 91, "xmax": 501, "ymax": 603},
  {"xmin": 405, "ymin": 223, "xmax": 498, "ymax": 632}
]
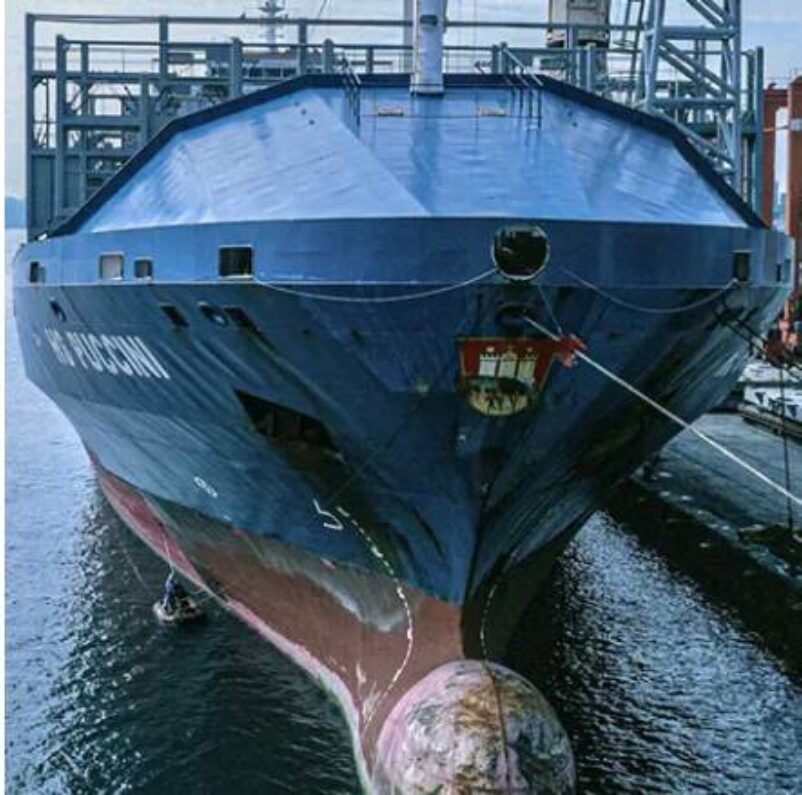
[
  {"xmin": 25, "ymin": 4, "xmax": 763, "ymax": 240},
  {"xmin": 641, "ymin": 1, "xmax": 746, "ymax": 189}
]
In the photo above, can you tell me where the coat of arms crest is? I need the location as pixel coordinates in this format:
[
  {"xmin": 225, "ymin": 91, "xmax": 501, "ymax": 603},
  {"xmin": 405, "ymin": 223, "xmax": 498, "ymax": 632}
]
[{"xmin": 458, "ymin": 335, "xmax": 585, "ymax": 416}]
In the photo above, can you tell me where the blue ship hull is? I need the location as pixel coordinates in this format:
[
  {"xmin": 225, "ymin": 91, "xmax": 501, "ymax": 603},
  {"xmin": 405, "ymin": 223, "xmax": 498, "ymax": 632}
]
[
  {"xmin": 14, "ymin": 271, "xmax": 785, "ymax": 601},
  {"xmin": 13, "ymin": 74, "xmax": 790, "ymax": 791}
]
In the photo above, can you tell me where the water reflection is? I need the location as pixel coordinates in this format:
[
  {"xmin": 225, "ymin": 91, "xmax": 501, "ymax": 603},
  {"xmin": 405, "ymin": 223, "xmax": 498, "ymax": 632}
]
[
  {"xmin": 7, "ymin": 487, "xmax": 358, "ymax": 794},
  {"xmin": 9, "ymin": 485, "xmax": 801, "ymax": 792},
  {"xmin": 5, "ymin": 229, "xmax": 358, "ymax": 793}
]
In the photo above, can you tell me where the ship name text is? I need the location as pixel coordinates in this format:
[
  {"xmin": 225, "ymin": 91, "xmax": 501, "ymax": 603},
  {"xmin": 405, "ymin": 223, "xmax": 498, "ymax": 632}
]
[{"xmin": 43, "ymin": 327, "xmax": 171, "ymax": 380}]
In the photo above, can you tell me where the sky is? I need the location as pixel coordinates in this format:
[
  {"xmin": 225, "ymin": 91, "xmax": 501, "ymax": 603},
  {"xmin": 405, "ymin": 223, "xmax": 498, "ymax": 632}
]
[{"xmin": 4, "ymin": 0, "xmax": 801, "ymax": 198}]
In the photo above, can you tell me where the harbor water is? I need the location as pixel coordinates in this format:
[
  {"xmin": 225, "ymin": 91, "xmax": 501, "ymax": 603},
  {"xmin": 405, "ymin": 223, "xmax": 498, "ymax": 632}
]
[{"xmin": 6, "ymin": 228, "xmax": 802, "ymax": 792}]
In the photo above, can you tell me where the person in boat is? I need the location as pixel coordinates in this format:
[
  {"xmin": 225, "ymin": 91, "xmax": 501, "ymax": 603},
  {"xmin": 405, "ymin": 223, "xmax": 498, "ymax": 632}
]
[
  {"xmin": 161, "ymin": 572, "xmax": 190, "ymax": 615},
  {"xmin": 174, "ymin": 580, "xmax": 190, "ymax": 611},
  {"xmin": 161, "ymin": 573, "xmax": 178, "ymax": 615}
]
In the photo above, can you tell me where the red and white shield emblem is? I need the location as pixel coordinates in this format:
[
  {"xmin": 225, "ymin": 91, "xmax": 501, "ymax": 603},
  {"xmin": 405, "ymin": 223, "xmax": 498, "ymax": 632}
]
[{"xmin": 458, "ymin": 335, "xmax": 585, "ymax": 416}]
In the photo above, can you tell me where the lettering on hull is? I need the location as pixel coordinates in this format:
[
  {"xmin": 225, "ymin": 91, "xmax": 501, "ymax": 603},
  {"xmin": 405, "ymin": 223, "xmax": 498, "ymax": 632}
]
[{"xmin": 43, "ymin": 327, "xmax": 171, "ymax": 380}]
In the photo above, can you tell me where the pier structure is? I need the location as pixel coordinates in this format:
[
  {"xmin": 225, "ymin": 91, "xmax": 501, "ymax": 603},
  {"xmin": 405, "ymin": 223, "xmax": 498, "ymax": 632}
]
[
  {"xmin": 761, "ymin": 77, "xmax": 802, "ymax": 356},
  {"xmin": 26, "ymin": 1, "xmax": 759, "ymax": 240}
]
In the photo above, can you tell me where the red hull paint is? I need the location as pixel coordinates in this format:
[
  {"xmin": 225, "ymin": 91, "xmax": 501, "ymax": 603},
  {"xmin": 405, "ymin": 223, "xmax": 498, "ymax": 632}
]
[
  {"xmin": 96, "ymin": 464, "xmax": 575, "ymax": 792},
  {"xmin": 100, "ymin": 468, "xmax": 205, "ymax": 585},
  {"xmin": 97, "ymin": 465, "xmax": 463, "ymax": 779}
]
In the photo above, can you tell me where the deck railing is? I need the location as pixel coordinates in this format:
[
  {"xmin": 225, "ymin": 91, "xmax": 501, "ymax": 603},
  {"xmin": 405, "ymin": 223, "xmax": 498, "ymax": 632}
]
[
  {"xmin": 499, "ymin": 47, "xmax": 544, "ymax": 127},
  {"xmin": 337, "ymin": 54, "xmax": 362, "ymax": 128},
  {"xmin": 24, "ymin": 10, "xmax": 761, "ymax": 239}
]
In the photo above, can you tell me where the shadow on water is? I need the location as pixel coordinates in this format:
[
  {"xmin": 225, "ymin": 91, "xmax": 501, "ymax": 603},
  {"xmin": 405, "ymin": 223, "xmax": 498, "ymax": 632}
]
[
  {"xmin": 608, "ymin": 480, "xmax": 802, "ymax": 674},
  {"xmin": 509, "ymin": 513, "xmax": 802, "ymax": 793}
]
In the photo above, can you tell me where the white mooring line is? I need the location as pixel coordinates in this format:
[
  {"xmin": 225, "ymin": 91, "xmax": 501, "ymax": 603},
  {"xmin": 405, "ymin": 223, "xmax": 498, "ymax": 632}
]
[{"xmin": 523, "ymin": 315, "xmax": 802, "ymax": 510}]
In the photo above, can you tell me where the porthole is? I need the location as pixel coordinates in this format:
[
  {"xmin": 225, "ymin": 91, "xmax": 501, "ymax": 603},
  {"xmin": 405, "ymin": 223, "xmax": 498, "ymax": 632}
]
[
  {"xmin": 732, "ymin": 250, "xmax": 750, "ymax": 283},
  {"xmin": 492, "ymin": 224, "xmax": 550, "ymax": 282},
  {"xmin": 134, "ymin": 258, "xmax": 153, "ymax": 279},
  {"xmin": 219, "ymin": 246, "xmax": 253, "ymax": 278},
  {"xmin": 778, "ymin": 257, "xmax": 791, "ymax": 283},
  {"xmin": 99, "ymin": 253, "xmax": 124, "ymax": 280}
]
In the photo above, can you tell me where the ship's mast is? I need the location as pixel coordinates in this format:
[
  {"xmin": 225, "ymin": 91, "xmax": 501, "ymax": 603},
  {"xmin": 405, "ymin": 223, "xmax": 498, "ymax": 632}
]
[
  {"xmin": 640, "ymin": 0, "xmax": 744, "ymax": 188},
  {"xmin": 258, "ymin": 1, "xmax": 285, "ymax": 49},
  {"xmin": 546, "ymin": 0, "xmax": 611, "ymax": 88},
  {"xmin": 546, "ymin": 0, "xmax": 611, "ymax": 49}
]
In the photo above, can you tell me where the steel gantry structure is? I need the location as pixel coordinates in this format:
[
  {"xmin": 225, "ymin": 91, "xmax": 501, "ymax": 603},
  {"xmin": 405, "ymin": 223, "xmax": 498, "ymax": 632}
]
[
  {"xmin": 24, "ymin": 2, "xmax": 764, "ymax": 240},
  {"xmin": 640, "ymin": 1, "xmax": 750, "ymax": 199}
]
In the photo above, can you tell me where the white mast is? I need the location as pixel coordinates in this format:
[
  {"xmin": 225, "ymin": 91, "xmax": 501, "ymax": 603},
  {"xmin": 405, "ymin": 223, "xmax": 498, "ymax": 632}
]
[
  {"xmin": 410, "ymin": 0, "xmax": 446, "ymax": 95},
  {"xmin": 258, "ymin": 1, "xmax": 285, "ymax": 49}
]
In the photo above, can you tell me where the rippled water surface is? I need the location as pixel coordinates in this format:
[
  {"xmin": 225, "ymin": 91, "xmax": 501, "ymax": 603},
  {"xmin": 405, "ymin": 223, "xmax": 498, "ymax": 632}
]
[
  {"xmin": 5, "ymin": 233, "xmax": 358, "ymax": 793},
  {"xmin": 6, "ymin": 227, "xmax": 802, "ymax": 792},
  {"xmin": 510, "ymin": 514, "xmax": 802, "ymax": 793}
]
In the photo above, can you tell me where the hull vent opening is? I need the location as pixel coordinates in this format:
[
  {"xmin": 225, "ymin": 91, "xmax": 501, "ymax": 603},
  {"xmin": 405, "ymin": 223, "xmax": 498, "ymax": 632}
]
[
  {"xmin": 198, "ymin": 302, "xmax": 229, "ymax": 326},
  {"xmin": 235, "ymin": 390, "xmax": 337, "ymax": 454},
  {"xmin": 49, "ymin": 299, "xmax": 67, "ymax": 321},
  {"xmin": 160, "ymin": 303, "xmax": 188, "ymax": 328},
  {"xmin": 29, "ymin": 261, "xmax": 45, "ymax": 283},
  {"xmin": 733, "ymin": 250, "xmax": 751, "ymax": 283},
  {"xmin": 224, "ymin": 306, "xmax": 260, "ymax": 334}
]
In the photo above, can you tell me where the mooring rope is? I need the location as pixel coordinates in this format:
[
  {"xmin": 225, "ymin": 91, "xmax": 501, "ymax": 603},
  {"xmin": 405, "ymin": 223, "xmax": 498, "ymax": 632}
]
[
  {"xmin": 535, "ymin": 282, "xmax": 565, "ymax": 334},
  {"xmin": 256, "ymin": 267, "xmax": 497, "ymax": 303},
  {"xmin": 113, "ymin": 526, "xmax": 152, "ymax": 595},
  {"xmin": 523, "ymin": 313, "xmax": 802, "ymax": 509},
  {"xmin": 559, "ymin": 265, "xmax": 738, "ymax": 315}
]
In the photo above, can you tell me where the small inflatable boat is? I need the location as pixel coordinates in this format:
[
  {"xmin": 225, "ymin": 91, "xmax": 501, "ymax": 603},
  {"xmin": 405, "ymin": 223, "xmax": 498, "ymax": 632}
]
[{"xmin": 153, "ymin": 597, "xmax": 205, "ymax": 625}]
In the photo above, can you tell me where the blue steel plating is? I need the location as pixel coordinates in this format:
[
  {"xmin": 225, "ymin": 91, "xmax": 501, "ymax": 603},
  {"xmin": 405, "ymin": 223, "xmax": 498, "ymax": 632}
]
[{"xmin": 14, "ymin": 75, "xmax": 789, "ymax": 609}]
